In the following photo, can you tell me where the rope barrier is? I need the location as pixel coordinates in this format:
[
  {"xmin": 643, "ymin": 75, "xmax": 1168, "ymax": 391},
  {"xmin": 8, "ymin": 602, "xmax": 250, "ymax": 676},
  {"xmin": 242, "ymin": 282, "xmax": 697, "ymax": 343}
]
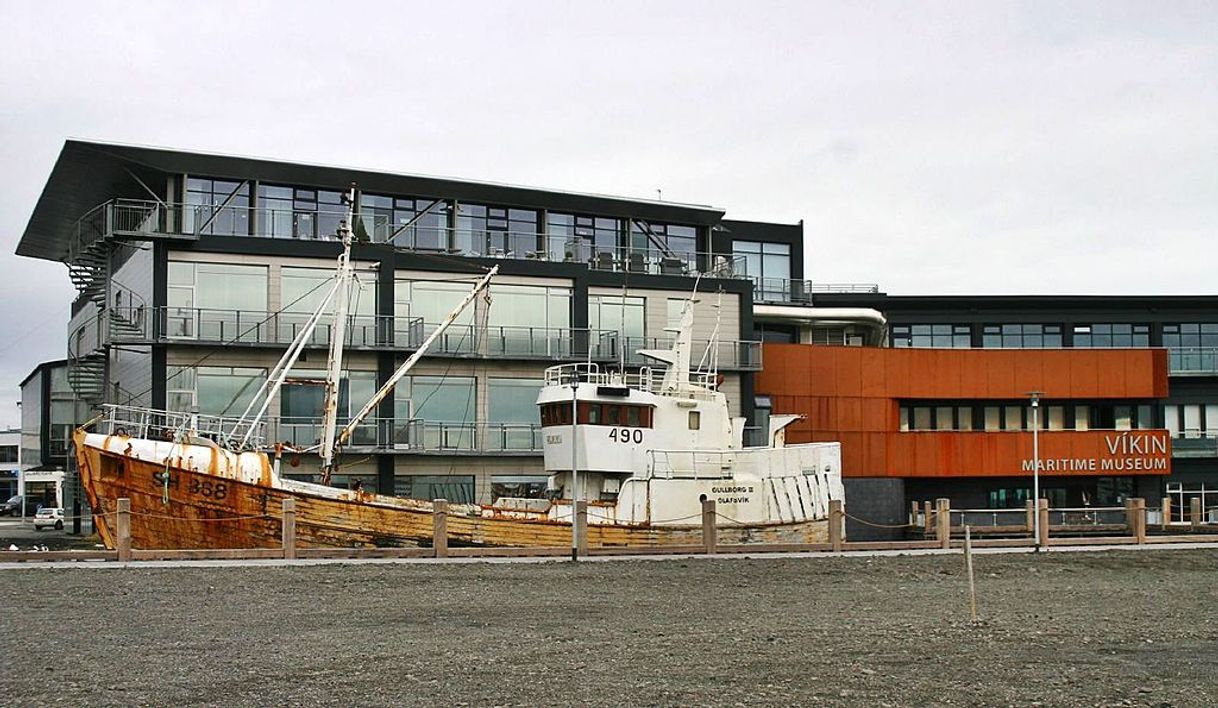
[
  {"xmin": 842, "ymin": 512, "xmax": 920, "ymax": 530},
  {"xmin": 646, "ymin": 512, "xmax": 704, "ymax": 524}
]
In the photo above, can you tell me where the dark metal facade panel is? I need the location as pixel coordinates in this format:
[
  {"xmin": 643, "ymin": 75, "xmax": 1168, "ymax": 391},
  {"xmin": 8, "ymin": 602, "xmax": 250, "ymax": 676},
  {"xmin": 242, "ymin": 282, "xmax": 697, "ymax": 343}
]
[{"xmin": 17, "ymin": 140, "xmax": 727, "ymax": 262}]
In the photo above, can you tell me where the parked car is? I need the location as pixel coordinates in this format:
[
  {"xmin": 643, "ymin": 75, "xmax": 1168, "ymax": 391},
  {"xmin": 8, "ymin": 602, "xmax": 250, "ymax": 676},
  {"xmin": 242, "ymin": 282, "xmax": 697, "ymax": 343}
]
[
  {"xmin": 33, "ymin": 507, "xmax": 64, "ymax": 531},
  {"xmin": 2, "ymin": 495, "xmax": 34, "ymax": 517}
]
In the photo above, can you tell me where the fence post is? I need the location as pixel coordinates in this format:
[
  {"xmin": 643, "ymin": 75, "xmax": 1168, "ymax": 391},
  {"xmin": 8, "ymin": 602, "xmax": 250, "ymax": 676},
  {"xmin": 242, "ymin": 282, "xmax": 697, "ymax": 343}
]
[
  {"xmin": 1190, "ymin": 497, "xmax": 1203, "ymax": 529},
  {"xmin": 1037, "ymin": 498, "xmax": 1050, "ymax": 548},
  {"xmin": 116, "ymin": 498, "xmax": 131, "ymax": 563},
  {"xmin": 923, "ymin": 500, "xmax": 933, "ymax": 536},
  {"xmin": 1161, "ymin": 497, "xmax": 1171, "ymax": 531},
  {"xmin": 432, "ymin": 499, "xmax": 448, "ymax": 558},
  {"xmin": 1133, "ymin": 498, "xmax": 1146, "ymax": 544},
  {"xmin": 281, "ymin": 498, "xmax": 296, "ymax": 559},
  {"xmin": 1025, "ymin": 499, "xmax": 1035, "ymax": 533},
  {"xmin": 829, "ymin": 499, "xmax": 843, "ymax": 552},
  {"xmin": 574, "ymin": 500, "xmax": 588, "ymax": 558},
  {"xmin": 701, "ymin": 498, "xmax": 717, "ymax": 554},
  {"xmin": 909, "ymin": 500, "xmax": 919, "ymax": 527},
  {"xmin": 935, "ymin": 498, "xmax": 951, "ymax": 549},
  {"xmin": 1125, "ymin": 498, "xmax": 1136, "ymax": 537}
]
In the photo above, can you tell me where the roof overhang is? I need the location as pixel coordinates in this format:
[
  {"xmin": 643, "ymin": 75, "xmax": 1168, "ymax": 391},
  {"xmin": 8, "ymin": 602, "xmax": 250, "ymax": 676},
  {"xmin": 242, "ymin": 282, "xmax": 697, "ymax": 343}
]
[{"xmin": 16, "ymin": 140, "xmax": 727, "ymax": 263}]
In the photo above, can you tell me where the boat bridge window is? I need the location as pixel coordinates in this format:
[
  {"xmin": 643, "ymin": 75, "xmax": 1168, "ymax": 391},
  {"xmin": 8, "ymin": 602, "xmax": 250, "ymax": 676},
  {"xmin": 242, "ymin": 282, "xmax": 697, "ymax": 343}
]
[{"xmin": 539, "ymin": 402, "xmax": 653, "ymax": 428}]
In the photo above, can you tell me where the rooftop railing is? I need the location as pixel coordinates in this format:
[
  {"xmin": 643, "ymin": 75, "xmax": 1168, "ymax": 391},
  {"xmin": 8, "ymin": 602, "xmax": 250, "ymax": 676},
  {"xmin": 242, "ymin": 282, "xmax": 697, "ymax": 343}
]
[
  {"xmin": 750, "ymin": 277, "xmax": 881, "ymax": 304},
  {"xmin": 74, "ymin": 200, "xmax": 746, "ymax": 281}
]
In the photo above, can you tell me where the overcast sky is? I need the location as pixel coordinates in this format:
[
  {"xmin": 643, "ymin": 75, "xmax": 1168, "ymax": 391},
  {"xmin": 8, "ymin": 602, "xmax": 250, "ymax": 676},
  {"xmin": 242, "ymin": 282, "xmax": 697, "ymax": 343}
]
[{"xmin": 0, "ymin": 0, "xmax": 1215, "ymax": 428}]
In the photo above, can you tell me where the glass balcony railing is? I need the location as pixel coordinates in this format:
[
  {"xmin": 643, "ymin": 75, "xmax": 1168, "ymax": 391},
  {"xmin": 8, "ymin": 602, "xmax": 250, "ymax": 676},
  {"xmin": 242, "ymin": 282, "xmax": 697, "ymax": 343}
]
[
  {"xmin": 109, "ymin": 306, "xmax": 418, "ymax": 350},
  {"xmin": 1169, "ymin": 348, "xmax": 1218, "ymax": 375},
  {"xmin": 749, "ymin": 277, "xmax": 881, "ymax": 304},
  {"xmin": 74, "ymin": 200, "xmax": 747, "ymax": 282},
  {"xmin": 618, "ymin": 336, "xmax": 763, "ymax": 370}
]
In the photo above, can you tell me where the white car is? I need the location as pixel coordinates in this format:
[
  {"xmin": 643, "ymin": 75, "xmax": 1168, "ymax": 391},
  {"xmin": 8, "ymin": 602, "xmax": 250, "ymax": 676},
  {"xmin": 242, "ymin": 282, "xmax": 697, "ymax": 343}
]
[{"xmin": 32, "ymin": 507, "xmax": 64, "ymax": 531}]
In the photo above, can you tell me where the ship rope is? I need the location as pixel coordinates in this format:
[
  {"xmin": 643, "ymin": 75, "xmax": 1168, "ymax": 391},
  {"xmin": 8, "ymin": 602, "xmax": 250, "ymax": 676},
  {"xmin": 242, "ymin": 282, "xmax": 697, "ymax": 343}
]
[{"xmin": 842, "ymin": 511, "xmax": 923, "ymax": 530}]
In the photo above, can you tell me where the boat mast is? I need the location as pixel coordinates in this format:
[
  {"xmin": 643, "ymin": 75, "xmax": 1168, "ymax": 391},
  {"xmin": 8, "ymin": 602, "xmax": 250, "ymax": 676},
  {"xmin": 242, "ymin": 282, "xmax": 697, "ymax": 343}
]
[{"xmin": 319, "ymin": 184, "xmax": 358, "ymax": 483}]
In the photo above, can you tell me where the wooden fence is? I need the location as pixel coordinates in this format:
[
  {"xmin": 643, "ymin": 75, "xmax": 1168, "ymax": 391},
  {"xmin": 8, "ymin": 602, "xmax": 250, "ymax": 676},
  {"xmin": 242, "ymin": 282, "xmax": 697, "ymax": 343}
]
[{"xmin": 3, "ymin": 497, "xmax": 1218, "ymax": 564}]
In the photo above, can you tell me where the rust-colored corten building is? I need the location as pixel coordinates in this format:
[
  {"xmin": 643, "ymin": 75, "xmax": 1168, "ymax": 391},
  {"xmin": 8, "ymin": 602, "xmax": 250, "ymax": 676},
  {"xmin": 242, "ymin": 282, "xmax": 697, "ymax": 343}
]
[{"xmin": 756, "ymin": 344, "xmax": 1172, "ymax": 535}]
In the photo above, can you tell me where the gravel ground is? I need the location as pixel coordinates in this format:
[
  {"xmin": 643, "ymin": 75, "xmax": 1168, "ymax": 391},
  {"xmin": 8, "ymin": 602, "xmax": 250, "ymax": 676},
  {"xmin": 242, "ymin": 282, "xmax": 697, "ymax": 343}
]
[{"xmin": 2, "ymin": 549, "xmax": 1216, "ymax": 707}]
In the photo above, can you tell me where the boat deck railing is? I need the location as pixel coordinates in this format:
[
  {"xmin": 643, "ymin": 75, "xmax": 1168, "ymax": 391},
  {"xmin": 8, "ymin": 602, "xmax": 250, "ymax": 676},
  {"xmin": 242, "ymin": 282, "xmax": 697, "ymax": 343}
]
[
  {"xmin": 97, "ymin": 404, "xmax": 267, "ymax": 451},
  {"xmin": 543, "ymin": 362, "xmax": 721, "ymax": 399}
]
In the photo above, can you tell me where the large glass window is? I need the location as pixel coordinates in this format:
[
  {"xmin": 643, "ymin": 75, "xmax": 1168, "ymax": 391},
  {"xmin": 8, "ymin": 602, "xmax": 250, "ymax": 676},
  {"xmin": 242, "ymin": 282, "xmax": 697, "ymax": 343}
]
[
  {"xmin": 167, "ymin": 262, "xmax": 268, "ymax": 340},
  {"xmin": 395, "ymin": 376, "xmax": 477, "ymax": 450},
  {"xmin": 488, "ymin": 378, "xmax": 543, "ymax": 450},
  {"xmin": 280, "ymin": 267, "xmax": 377, "ymax": 346},
  {"xmin": 394, "ymin": 278, "xmax": 478, "ymax": 352},
  {"xmin": 1163, "ymin": 323, "xmax": 1218, "ymax": 374},
  {"xmin": 456, "ymin": 203, "xmax": 539, "ymax": 256},
  {"xmin": 277, "ymin": 370, "xmax": 377, "ymax": 446},
  {"xmin": 1072, "ymin": 323, "xmax": 1149, "ymax": 348},
  {"xmin": 892, "ymin": 324, "xmax": 972, "ymax": 348},
  {"xmin": 256, "ymin": 185, "xmax": 345, "ymax": 240},
  {"xmin": 360, "ymin": 194, "xmax": 447, "ymax": 247},
  {"xmin": 630, "ymin": 221, "xmax": 697, "ymax": 259},
  {"xmin": 487, "ymin": 284, "xmax": 571, "ymax": 356},
  {"xmin": 395, "ymin": 475, "xmax": 475, "ymax": 504},
  {"xmin": 982, "ymin": 324, "xmax": 1063, "ymax": 348},
  {"xmin": 733, "ymin": 240, "xmax": 791, "ymax": 302},
  {"xmin": 166, "ymin": 366, "xmax": 266, "ymax": 417},
  {"xmin": 589, "ymin": 295, "xmax": 645, "ymax": 337},
  {"xmin": 185, "ymin": 178, "xmax": 250, "ymax": 236},
  {"xmin": 548, "ymin": 213, "xmax": 621, "ymax": 264}
]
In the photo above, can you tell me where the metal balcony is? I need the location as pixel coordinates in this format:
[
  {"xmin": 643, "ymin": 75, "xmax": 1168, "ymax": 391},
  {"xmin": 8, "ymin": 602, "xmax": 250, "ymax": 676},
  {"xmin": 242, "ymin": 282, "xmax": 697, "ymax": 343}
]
[
  {"xmin": 74, "ymin": 200, "xmax": 747, "ymax": 281},
  {"xmin": 618, "ymin": 336, "xmax": 763, "ymax": 370},
  {"xmin": 750, "ymin": 277, "xmax": 881, "ymax": 304}
]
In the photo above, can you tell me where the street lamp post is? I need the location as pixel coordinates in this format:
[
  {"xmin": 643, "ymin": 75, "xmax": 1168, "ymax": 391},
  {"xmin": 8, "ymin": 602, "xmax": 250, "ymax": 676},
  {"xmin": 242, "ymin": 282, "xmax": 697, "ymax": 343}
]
[
  {"xmin": 571, "ymin": 374, "xmax": 580, "ymax": 560},
  {"xmin": 1029, "ymin": 391, "xmax": 1042, "ymax": 551}
]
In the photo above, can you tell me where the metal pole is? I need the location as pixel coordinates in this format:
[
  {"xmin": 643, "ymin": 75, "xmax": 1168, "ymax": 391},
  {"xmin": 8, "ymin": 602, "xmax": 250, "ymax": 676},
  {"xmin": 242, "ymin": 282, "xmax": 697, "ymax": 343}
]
[
  {"xmin": 1029, "ymin": 391, "xmax": 1041, "ymax": 552},
  {"xmin": 571, "ymin": 375, "xmax": 580, "ymax": 560}
]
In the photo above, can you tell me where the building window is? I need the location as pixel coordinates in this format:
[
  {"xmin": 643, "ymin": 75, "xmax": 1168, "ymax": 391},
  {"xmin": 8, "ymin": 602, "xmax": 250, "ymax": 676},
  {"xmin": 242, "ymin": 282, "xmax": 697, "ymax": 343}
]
[
  {"xmin": 589, "ymin": 295, "xmax": 645, "ymax": 342},
  {"xmin": 277, "ymin": 370, "xmax": 377, "ymax": 447},
  {"xmin": 486, "ymin": 285, "xmax": 572, "ymax": 355},
  {"xmin": 488, "ymin": 378, "xmax": 543, "ymax": 450},
  {"xmin": 456, "ymin": 203, "xmax": 539, "ymax": 256},
  {"xmin": 166, "ymin": 366, "xmax": 267, "ymax": 417},
  {"xmin": 733, "ymin": 240, "xmax": 791, "ymax": 302},
  {"xmin": 395, "ymin": 279, "xmax": 478, "ymax": 352},
  {"xmin": 631, "ymin": 221, "xmax": 697, "ymax": 260},
  {"xmin": 256, "ymin": 185, "xmax": 346, "ymax": 240},
  {"xmin": 167, "ymin": 262, "xmax": 269, "ymax": 340},
  {"xmin": 361, "ymin": 194, "xmax": 448, "ymax": 248},
  {"xmin": 548, "ymin": 213, "xmax": 622, "ymax": 264},
  {"xmin": 981, "ymin": 324, "xmax": 1063, "ymax": 348},
  {"xmin": 394, "ymin": 376, "xmax": 477, "ymax": 450},
  {"xmin": 688, "ymin": 411, "xmax": 701, "ymax": 430},
  {"xmin": 395, "ymin": 475, "xmax": 475, "ymax": 504},
  {"xmin": 281, "ymin": 267, "xmax": 377, "ymax": 346},
  {"xmin": 185, "ymin": 177, "xmax": 250, "ymax": 235},
  {"xmin": 891, "ymin": 324, "xmax": 971, "ymax": 348},
  {"xmin": 1163, "ymin": 323, "xmax": 1218, "ymax": 374},
  {"xmin": 1072, "ymin": 323, "xmax": 1149, "ymax": 348}
]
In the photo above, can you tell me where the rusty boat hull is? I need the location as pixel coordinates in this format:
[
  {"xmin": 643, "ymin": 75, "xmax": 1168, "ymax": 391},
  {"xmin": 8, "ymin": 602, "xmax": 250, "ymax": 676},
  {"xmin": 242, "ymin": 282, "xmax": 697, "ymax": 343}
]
[{"xmin": 76, "ymin": 430, "xmax": 828, "ymax": 551}]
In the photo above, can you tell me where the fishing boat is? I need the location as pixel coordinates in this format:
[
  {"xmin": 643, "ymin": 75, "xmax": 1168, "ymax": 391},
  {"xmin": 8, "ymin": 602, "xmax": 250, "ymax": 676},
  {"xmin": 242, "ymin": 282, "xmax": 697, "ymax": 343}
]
[{"xmin": 74, "ymin": 186, "xmax": 844, "ymax": 551}]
